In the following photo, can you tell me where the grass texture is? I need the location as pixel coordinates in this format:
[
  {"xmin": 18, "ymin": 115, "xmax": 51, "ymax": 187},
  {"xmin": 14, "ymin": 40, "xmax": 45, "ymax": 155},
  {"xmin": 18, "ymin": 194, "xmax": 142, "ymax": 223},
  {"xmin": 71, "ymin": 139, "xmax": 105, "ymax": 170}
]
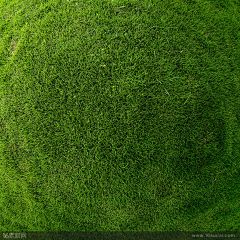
[{"xmin": 0, "ymin": 0, "xmax": 240, "ymax": 232}]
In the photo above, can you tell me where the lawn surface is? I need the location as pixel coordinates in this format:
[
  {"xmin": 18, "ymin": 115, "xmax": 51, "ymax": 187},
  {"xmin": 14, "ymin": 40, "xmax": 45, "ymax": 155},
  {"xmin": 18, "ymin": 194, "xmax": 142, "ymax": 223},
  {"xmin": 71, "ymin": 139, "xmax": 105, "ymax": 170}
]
[{"xmin": 0, "ymin": 0, "xmax": 240, "ymax": 232}]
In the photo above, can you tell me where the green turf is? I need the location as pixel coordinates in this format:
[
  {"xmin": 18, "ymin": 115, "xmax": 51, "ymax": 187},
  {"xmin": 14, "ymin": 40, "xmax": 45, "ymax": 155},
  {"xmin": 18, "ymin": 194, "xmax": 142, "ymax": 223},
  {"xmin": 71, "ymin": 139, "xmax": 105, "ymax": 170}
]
[{"xmin": 0, "ymin": 0, "xmax": 240, "ymax": 232}]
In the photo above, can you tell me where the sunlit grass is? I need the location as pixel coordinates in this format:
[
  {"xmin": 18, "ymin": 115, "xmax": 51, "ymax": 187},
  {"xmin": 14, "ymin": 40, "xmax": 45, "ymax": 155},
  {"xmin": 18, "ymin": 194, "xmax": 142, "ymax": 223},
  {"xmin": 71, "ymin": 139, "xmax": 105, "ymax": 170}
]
[{"xmin": 0, "ymin": 0, "xmax": 240, "ymax": 231}]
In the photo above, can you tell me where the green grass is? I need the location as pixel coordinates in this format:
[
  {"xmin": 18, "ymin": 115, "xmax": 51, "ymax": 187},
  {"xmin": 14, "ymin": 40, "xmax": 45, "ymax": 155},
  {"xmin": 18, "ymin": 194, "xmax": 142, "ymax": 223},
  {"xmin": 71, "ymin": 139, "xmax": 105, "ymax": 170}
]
[{"xmin": 0, "ymin": 0, "xmax": 240, "ymax": 232}]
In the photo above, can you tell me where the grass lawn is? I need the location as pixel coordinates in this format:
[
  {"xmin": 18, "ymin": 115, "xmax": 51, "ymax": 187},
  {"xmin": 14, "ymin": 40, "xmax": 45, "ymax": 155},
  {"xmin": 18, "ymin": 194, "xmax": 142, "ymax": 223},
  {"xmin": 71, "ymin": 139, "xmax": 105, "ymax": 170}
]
[{"xmin": 0, "ymin": 0, "xmax": 240, "ymax": 232}]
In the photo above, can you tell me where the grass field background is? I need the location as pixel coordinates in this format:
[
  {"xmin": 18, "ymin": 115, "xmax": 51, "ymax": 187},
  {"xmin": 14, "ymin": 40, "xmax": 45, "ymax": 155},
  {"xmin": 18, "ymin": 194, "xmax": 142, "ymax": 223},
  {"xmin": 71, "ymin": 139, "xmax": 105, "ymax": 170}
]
[{"xmin": 0, "ymin": 0, "xmax": 240, "ymax": 231}]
